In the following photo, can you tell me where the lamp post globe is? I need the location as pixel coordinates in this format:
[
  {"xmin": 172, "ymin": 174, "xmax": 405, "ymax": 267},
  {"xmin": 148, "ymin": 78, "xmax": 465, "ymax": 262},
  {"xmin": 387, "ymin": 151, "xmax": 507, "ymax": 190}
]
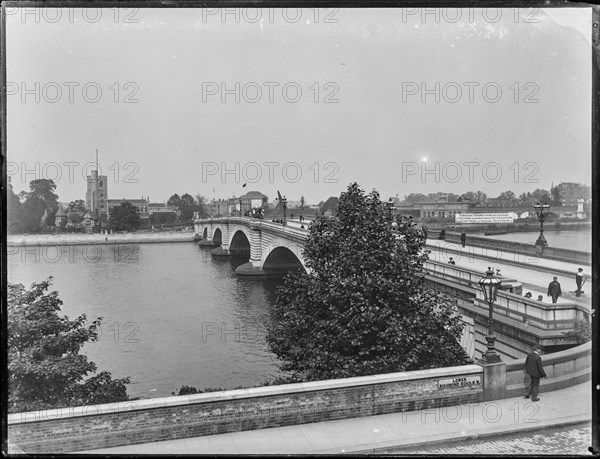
[{"xmin": 478, "ymin": 267, "xmax": 502, "ymax": 363}]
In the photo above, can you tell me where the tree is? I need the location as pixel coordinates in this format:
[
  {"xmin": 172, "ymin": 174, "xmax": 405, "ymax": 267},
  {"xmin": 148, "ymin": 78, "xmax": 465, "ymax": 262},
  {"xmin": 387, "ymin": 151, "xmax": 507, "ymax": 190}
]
[
  {"xmin": 179, "ymin": 193, "xmax": 195, "ymax": 220},
  {"xmin": 194, "ymin": 194, "xmax": 209, "ymax": 218},
  {"xmin": 8, "ymin": 279, "xmax": 131, "ymax": 413},
  {"xmin": 403, "ymin": 193, "xmax": 429, "ymax": 204},
  {"xmin": 550, "ymin": 185, "xmax": 562, "ymax": 207},
  {"xmin": 319, "ymin": 196, "xmax": 340, "ymax": 215},
  {"xmin": 459, "ymin": 191, "xmax": 487, "ymax": 204},
  {"xmin": 108, "ymin": 202, "xmax": 142, "ymax": 231},
  {"xmin": 7, "ymin": 181, "xmax": 25, "ymax": 233},
  {"xmin": 266, "ymin": 183, "xmax": 468, "ymax": 383},
  {"xmin": 68, "ymin": 200, "xmax": 86, "ymax": 212},
  {"xmin": 496, "ymin": 190, "xmax": 517, "ymax": 203},
  {"xmin": 167, "ymin": 194, "xmax": 181, "ymax": 210}
]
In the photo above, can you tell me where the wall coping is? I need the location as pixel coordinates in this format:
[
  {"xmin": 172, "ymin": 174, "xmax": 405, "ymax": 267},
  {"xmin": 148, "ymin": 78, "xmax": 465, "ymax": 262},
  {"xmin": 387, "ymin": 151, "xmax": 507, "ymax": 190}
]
[
  {"xmin": 8, "ymin": 364, "xmax": 482, "ymax": 424},
  {"xmin": 505, "ymin": 341, "xmax": 591, "ymax": 371}
]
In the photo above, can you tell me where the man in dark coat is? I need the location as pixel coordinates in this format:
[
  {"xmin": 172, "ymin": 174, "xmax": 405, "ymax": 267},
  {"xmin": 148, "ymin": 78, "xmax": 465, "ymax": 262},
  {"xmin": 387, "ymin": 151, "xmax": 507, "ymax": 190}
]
[
  {"xmin": 575, "ymin": 268, "xmax": 584, "ymax": 297},
  {"xmin": 524, "ymin": 345, "xmax": 546, "ymax": 401},
  {"xmin": 547, "ymin": 276, "xmax": 562, "ymax": 304}
]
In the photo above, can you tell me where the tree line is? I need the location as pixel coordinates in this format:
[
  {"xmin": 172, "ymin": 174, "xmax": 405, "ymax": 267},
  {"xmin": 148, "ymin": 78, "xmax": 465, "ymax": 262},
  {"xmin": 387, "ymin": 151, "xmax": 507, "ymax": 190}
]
[
  {"xmin": 402, "ymin": 188, "xmax": 560, "ymax": 206},
  {"xmin": 7, "ymin": 178, "xmax": 211, "ymax": 234}
]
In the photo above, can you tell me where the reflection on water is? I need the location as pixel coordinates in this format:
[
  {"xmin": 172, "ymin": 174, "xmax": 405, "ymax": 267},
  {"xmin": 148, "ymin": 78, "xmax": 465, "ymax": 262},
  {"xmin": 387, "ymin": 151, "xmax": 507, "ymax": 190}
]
[{"xmin": 8, "ymin": 242, "xmax": 284, "ymax": 399}]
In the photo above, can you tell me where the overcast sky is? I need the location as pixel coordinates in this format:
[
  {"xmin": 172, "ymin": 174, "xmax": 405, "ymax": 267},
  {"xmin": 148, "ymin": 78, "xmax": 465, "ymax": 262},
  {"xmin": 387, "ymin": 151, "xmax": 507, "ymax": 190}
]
[{"xmin": 6, "ymin": 7, "xmax": 592, "ymax": 205}]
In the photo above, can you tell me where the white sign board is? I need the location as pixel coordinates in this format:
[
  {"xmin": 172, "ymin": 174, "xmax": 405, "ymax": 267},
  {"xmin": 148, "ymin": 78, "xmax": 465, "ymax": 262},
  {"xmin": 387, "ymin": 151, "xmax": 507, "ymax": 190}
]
[
  {"xmin": 438, "ymin": 376, "xmax": 481, "ymax": 389},
  {"xmin": 455, "ymin": 213, "xmax": 514, "ymax": 224}
]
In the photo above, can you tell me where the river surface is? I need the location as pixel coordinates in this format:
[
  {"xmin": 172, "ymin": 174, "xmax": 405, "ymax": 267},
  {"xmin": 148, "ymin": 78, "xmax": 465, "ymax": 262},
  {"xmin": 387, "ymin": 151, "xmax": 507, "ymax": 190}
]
[
  {"xmin": 8, "ymin": 242, "xmax": 283, "ymax": 399},
  {"xmin": 476, "ymin": 229, "xmax": 591, "ymax": 252}
]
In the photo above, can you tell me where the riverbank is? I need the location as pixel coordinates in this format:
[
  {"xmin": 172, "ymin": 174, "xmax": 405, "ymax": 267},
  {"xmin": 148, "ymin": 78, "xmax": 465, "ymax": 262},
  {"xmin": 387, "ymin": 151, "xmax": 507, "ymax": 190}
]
[{"xmin": 7, "ymin": 231, "xmax": 196, "ymax": 246}]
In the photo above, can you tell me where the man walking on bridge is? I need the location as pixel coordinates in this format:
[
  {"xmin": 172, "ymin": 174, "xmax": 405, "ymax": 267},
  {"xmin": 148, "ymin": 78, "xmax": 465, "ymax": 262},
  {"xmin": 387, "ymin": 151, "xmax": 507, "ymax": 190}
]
[
  {"xmin": 547, "ymin": 276, "xmax": 562, "ymax": 304},
  {"xmin": 524, "ymin": 345, "xmax": 546, "ymax": 402},
  {"xmin": 575, "ymin": 268, "xmax": 585, "ymax": 297}
]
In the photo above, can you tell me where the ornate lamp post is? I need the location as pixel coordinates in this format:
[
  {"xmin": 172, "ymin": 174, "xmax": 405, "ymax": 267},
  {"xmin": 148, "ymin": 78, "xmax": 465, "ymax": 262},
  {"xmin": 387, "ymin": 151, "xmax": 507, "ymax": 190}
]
[
  {"xmin": 478, "ymin": 267, "xmax": 502, "ymax": 364},
  {"xmin": 281, "ymin": 196, "xmax": 288, "ymax": 225},
  {"xmin": 533, "ymin": 202, "xmax": 550, "ymax": 246},
  {"xmin": 239, "ymin": 197, "xmax": 243, "ymax": 218}
]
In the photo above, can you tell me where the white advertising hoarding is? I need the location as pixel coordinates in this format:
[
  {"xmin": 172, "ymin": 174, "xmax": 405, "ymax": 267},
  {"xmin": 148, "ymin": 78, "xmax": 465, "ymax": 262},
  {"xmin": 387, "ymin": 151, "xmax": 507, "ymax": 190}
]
[{"xmin": 455, "ymin": 213, "xmax": 514, "ymax": 224}]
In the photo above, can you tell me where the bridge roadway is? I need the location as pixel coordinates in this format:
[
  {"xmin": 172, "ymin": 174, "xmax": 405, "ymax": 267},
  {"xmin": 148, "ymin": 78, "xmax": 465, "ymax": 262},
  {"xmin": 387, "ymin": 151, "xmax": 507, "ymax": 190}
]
[
  {"xmin": 197, "ymin": 217, "xmax": 591, "ymax": 309},
  {"xmin": 425, "ymin": 240, "xmax": 592, "ymax": 310}
]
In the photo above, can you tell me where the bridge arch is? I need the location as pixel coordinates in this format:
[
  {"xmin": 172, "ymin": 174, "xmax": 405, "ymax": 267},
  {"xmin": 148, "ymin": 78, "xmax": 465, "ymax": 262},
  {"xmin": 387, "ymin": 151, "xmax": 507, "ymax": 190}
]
[
  {"xmin": 229, "ymin": 229, "xmax": 251, "ymax": 251},
  {"xmin": 212, "ymin": 228, "xmax": 222, "ymax": 245},
  {"xmin": 263, "ymin": 246, "xmax": 306, "ymax": 277},
  {"xmin": 202, "ymin": 227, "xmax": 208, "ymax": 239}
]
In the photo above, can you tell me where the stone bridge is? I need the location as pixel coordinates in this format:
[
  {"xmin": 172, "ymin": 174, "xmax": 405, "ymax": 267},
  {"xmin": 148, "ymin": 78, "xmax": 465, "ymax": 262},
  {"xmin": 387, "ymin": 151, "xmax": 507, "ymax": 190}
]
[{"xmin": 194, "ymin": 217, "xmax": 309, "ymax": 277}]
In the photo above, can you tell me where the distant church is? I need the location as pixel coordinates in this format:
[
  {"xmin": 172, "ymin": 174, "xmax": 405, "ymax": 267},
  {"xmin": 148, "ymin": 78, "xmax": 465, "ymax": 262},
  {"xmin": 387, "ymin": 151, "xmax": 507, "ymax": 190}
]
[{"xmin": 86, "ymin": 169, "xmax": 108, "ymax": 217}]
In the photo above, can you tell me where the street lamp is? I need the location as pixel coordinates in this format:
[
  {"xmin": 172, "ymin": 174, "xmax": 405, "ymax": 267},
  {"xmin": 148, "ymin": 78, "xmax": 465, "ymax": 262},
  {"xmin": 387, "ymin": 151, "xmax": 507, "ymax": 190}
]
[
  {"xmin": 239, "ymin": 197, "xmax": 243, "ymax": 218},
  {"xmin": 281, "ymin": 196, "xmax": 288, "ymax": 225},
  {"xmin": 478, "ymin": 267, "xmax": 502, "ymax": 364},
  {"xmin": 533, "ymin": 202, "xmax": 550, "ymax": 246}
]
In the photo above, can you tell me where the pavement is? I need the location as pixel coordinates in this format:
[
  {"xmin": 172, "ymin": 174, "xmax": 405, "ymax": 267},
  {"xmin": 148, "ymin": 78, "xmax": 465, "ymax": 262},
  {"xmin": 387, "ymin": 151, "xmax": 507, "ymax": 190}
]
[
  {"xmin": 76, "ymin": 382, "xmax": 591, "ymax": 454},
  {"xmin": 425, "ymin": 241, "xmax": 592, "ymax": 309}
]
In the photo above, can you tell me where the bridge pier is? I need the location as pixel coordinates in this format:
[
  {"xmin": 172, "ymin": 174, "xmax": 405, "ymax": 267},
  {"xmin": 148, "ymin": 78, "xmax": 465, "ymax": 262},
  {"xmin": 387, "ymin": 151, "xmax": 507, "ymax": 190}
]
[
  {"xmin": 211, "ymin": 246, "xmax": 231, "ymax": 257},
  {"xmin": 198, "ymin": 238, "xmax": 216, "ymax": 247},
  {"xmin": 235, "ymin": 261, "xmax": 266, "ymax": 277}
]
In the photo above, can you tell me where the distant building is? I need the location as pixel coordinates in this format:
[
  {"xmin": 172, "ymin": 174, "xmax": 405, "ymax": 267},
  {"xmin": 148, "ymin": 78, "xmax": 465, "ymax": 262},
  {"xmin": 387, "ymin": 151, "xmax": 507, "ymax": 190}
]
[
  {"xmin": 556, "ymin": 182, "xmax": 591, "ymax": 207},
  {"xmin": 207, "ymin": 199, "xmax": 230, "ymax": 217},
  {"xmin": 108, "ymin": 198, "xmax": 150, "ymax": 219},
  {"xmin": 86, "ymin": 170, "xmax": 108, "ymax": 217},
  {"xmin": 418, "ymin": 201, "xmax": 475, "ymax": 219},
  {"xmin": 55, "ymin": 204, "xmax": 97, "ymax": 233},
  {"xmin": 240, "ymin": 191, "xmax": 269, "ymax": 213}
]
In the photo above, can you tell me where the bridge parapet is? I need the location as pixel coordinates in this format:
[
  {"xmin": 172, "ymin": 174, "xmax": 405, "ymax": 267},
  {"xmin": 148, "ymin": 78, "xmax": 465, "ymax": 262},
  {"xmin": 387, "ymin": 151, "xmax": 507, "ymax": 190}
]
[{"xmin": 432, "ymin": 230, "xmax": 591, "ymax": 265}]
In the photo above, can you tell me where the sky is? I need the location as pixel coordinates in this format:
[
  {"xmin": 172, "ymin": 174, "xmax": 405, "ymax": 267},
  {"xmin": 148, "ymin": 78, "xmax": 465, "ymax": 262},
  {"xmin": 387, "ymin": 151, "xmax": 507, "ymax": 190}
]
[{"xmin": 5, "ymin": 7, "xmax": 593, "ymax": 205}]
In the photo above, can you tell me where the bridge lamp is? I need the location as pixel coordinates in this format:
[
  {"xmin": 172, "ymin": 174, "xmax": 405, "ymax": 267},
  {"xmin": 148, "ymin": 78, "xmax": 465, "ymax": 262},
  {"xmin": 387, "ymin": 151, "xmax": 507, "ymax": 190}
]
[
  {"xmin": 533, "ymin": 202, "xmax": 550, "ymax": 246},
  {"xmin": 478, "ymin": 267, "xmax": 502, "ymax": 364},
  {"xmin": 281, "ymin": 196, "xmax": 288, "ymax": 225}
]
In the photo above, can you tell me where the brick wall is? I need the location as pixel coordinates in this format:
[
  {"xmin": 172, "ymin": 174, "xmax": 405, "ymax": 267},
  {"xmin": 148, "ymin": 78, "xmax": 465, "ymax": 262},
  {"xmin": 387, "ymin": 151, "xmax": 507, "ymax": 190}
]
[{"xmin": 9, "ymin": 365, "xmax": 483, "ymax": 453}]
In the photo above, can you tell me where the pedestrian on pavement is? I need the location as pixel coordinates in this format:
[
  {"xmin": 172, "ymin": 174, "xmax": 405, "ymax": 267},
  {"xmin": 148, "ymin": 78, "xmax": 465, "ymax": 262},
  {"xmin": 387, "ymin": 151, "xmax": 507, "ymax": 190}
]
[
  {"xmin": 547, "ymin": 276, "xmax": 562, "ymax": 304},
  {"xmin": 460, "ymin": 232, "xmax": 466, "ymax": 248},
  {"xmin": 524, "ymin": 292, "xmax": 532, "ymax": 298},
  {"xmin": 422, "ymin": 225, "xmax": 428, "ymax": 241},
  {"xmin": 448, "ymin": 257, "xmax": 455, "ymax": 265},
  {"xmin": 537, "ymin": 295, "xmax": 544, "ymax": 301},
  {"xmin": 575, "ymin": 268, "xmax": 585, "ymax": 297},
  {"xmin": 524, "ymin": 344, "xmax": 546, "ymax": 401}
]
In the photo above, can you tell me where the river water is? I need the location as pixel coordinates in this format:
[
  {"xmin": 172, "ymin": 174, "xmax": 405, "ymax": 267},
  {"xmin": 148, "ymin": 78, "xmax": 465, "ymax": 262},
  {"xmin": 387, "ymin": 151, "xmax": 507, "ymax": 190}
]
[
  {"xmin": 477, "ymin": 229, "xmax": 591, "ymax": 253},
  {"xmin": 7, "ymin": 242, "xmax": 283, "ymax": 399},
  {"xmin": 7, "ymin": 229, "xmax": 591, "ymax": 401}
]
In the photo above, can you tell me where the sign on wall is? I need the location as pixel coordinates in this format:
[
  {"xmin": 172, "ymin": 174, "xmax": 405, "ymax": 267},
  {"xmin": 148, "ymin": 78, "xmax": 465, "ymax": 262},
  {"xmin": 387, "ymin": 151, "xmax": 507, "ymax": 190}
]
[
  {"xmin": 438, "ymin": 376, "xmax": 481, "ymax": 389},
  {"xmin": 455, "ymin": 213, "xmax": 514, "ymax": 224}
]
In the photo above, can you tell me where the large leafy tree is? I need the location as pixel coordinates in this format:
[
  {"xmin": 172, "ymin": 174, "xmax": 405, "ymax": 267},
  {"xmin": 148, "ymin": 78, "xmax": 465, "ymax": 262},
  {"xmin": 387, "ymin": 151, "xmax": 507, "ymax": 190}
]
[
  {"xmin": 8, "ymin": 179, "xmax": 60, "ymax": 232},
  {"xmin": 7, "ymin": 181, "xmax": 25, "ymax": 233},
  {"xmin": 267, "ymin": 183, "xmax": 468, "ymax": 382},
  {"xmin": 179, "ymin": 193, "xmax": 196, "ymax": 220},
  {"xmin": 167, "ymin": 193, "xmax": 181, "ymax": 209},
  {"xmin": 8, "ymin": 279, "xmax": 131, "ymax": 413},
  {"xmin": 194, "ymin": 194, "xmax": 209, "ymax": 218},
  {"xmin": 68, "ymin": 199, "xmax": 86, "ymax": 212},
  {"xmin": 108, "ymin": 202, "xmax": 142, "ymax": 231}
]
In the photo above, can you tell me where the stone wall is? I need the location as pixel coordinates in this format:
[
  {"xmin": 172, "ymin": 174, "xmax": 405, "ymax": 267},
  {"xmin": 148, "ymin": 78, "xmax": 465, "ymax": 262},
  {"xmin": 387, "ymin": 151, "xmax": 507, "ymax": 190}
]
[
  {"xmin": 505, "ymin": 342, "xmax": 591, "ymax": 398},
  {"xmin": 9, "ymin": 365, "xmax": 483, "ymax": 454}
]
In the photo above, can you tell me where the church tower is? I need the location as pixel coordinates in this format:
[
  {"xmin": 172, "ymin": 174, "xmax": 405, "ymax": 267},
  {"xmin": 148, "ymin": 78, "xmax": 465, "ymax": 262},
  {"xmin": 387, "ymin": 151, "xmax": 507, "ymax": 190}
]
[{"xmin": 85, "ymin": 151, "xmax": 108, "ymax": 216}]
